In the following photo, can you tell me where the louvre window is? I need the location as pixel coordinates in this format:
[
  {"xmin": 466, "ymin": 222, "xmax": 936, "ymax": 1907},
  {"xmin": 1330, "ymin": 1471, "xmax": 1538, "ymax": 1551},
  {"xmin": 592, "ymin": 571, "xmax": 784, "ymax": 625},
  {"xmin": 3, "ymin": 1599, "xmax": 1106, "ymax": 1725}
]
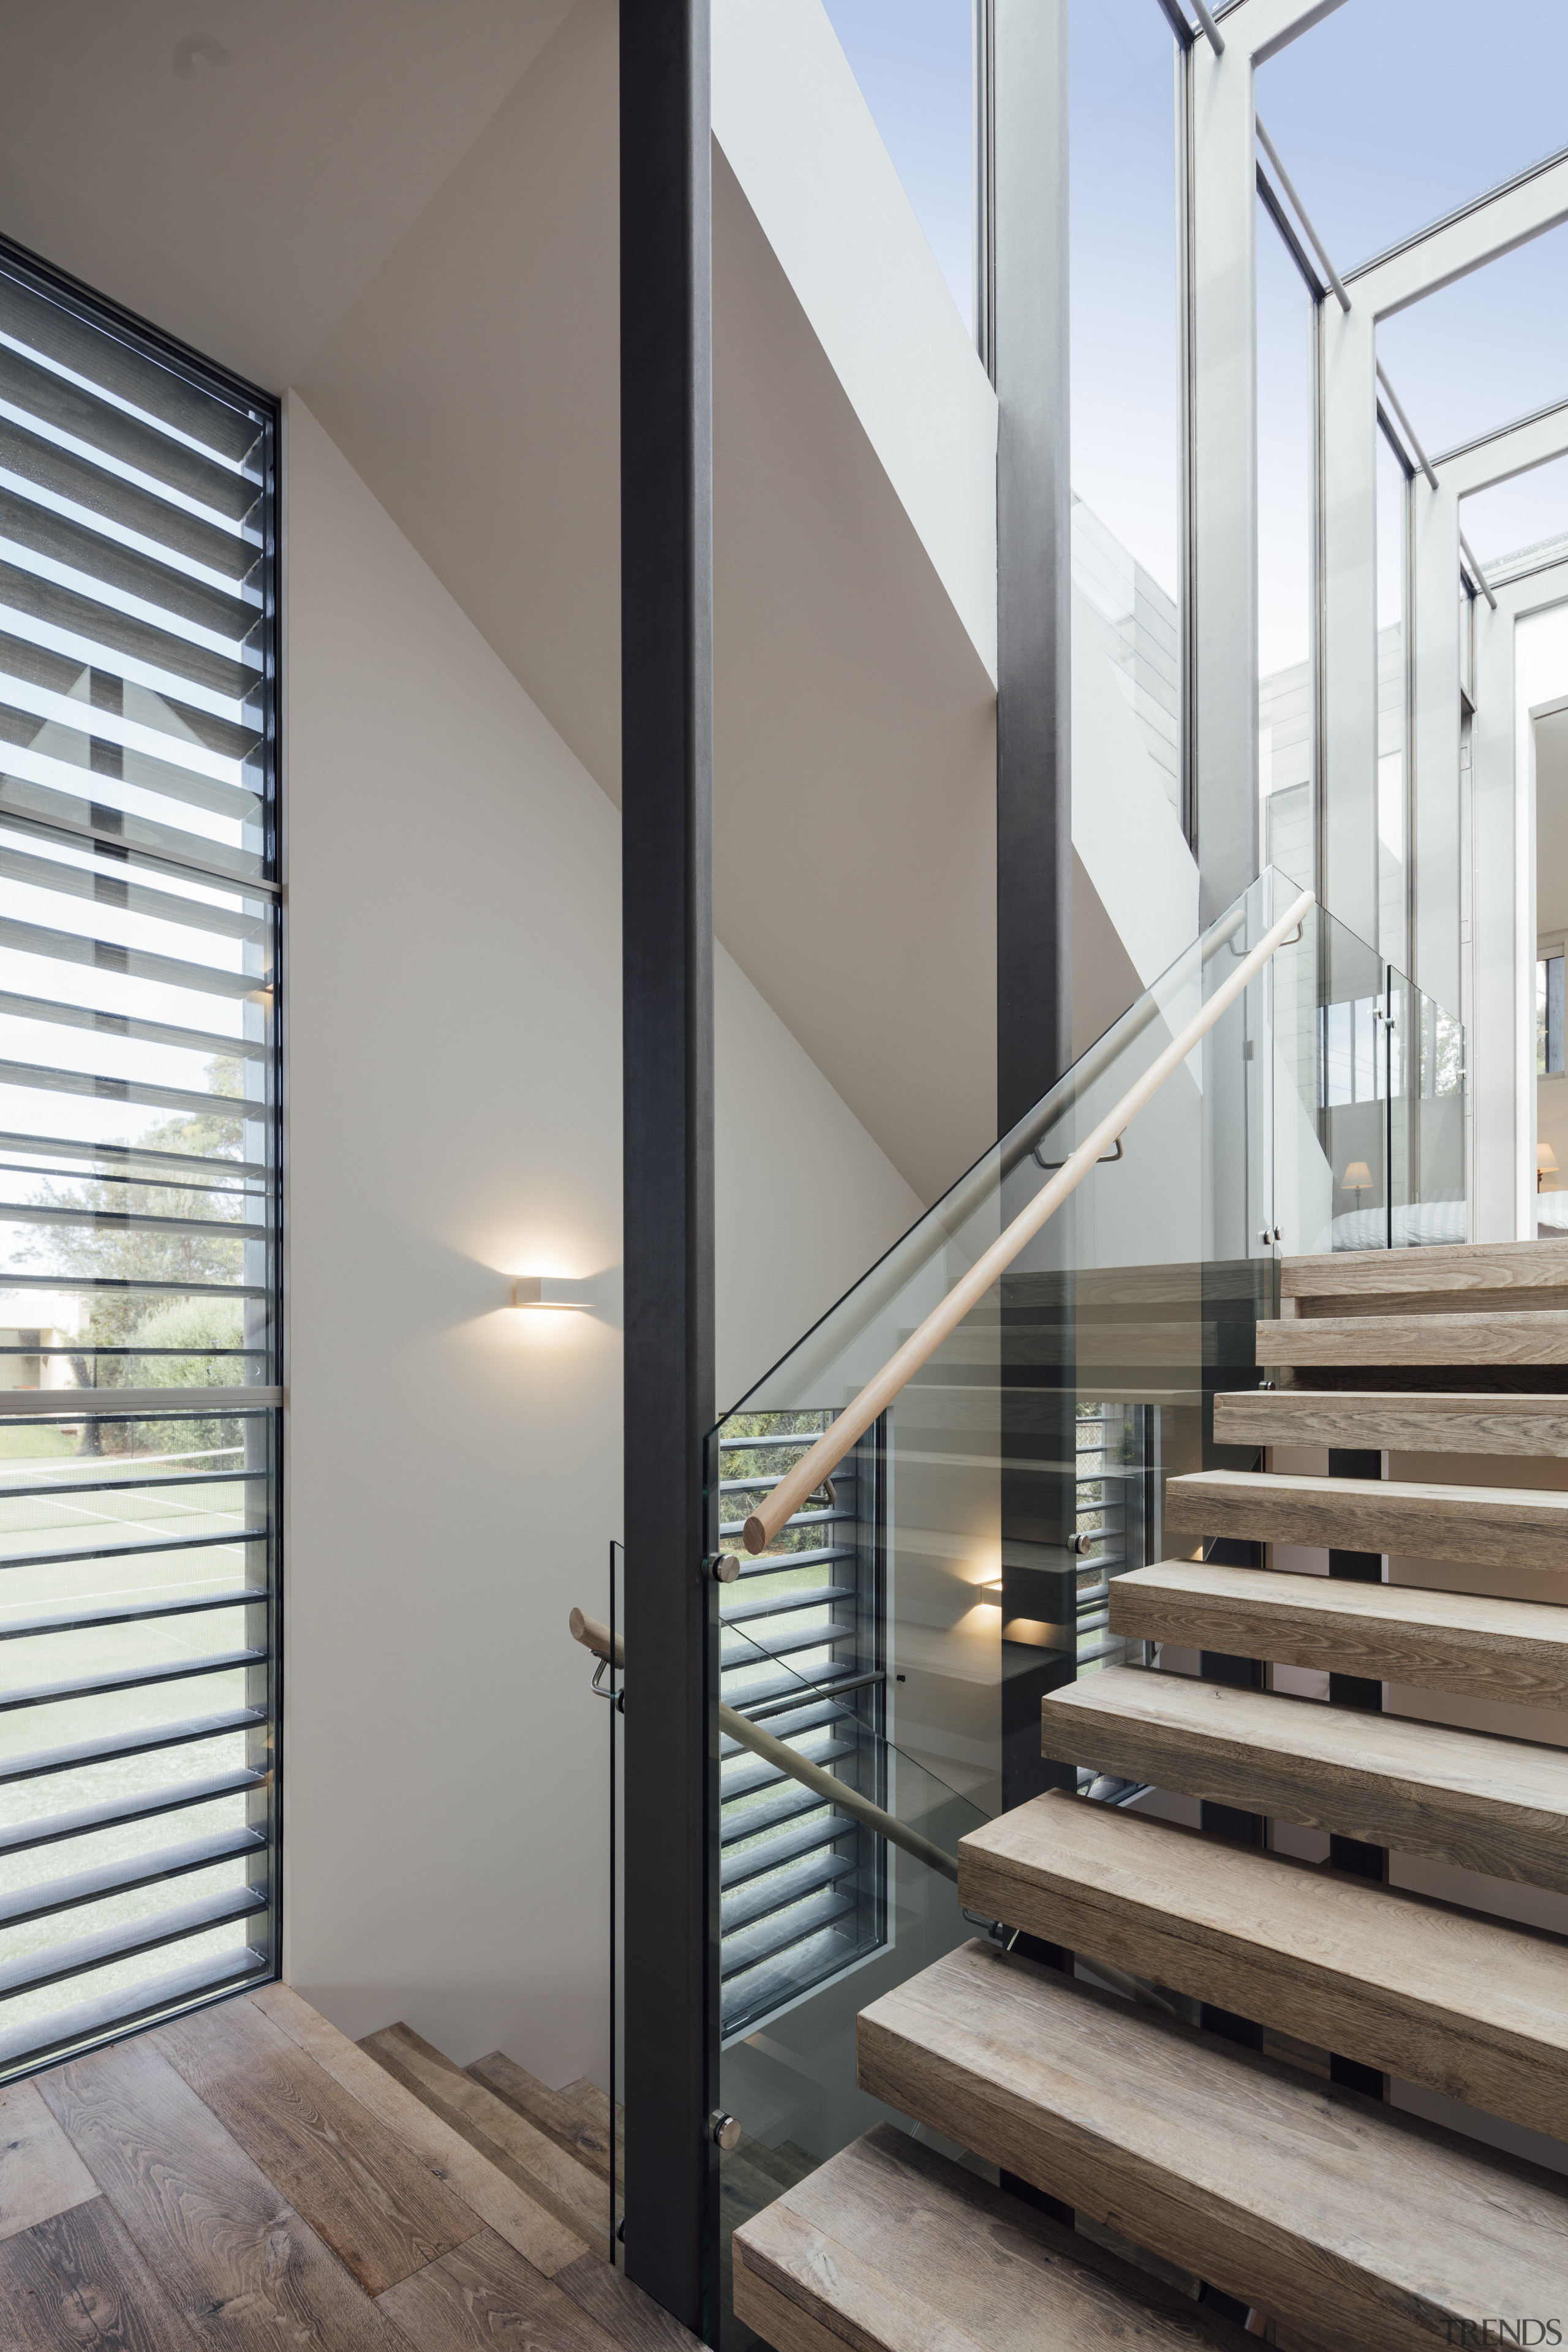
[
  {"xmin": 716, "ymin": 1414, "xmax": 883, "ymax": 2040},
  {"xmin": 0, "ymin": 244, "xmax": 279, "ymax": 2076}
]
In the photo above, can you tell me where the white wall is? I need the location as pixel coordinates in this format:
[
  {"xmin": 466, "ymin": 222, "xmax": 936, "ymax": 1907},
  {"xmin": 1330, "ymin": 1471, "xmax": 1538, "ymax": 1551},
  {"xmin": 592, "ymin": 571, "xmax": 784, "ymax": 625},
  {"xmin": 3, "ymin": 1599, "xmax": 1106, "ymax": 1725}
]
[
  {"xmin": 282, "ymin": 396, "xmax": 923, "ymax": 2078},
  {"xmin": 715, "ymin": 948, "xmax": 922, "ymax": 1409}
]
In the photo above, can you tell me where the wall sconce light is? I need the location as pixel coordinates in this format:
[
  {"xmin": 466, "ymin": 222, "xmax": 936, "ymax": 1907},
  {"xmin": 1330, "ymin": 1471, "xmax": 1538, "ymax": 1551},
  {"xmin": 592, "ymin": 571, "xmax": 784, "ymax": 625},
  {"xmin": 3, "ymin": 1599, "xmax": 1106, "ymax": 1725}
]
[
  {"xmin": 513, "ymin": 1276, "xmax": 596, "ymax": 1311},
  {"xmin": 979, "ymin": 1580, "xmax": 1004, "ymax": 1597},
  {"xmin": 1539, "ymin": 1142, "xmax": 1559, "ymax": 1193},
  {"xmin": 1341, "ymin": 1159, "xmax": 1372, "ymax": 1205}
]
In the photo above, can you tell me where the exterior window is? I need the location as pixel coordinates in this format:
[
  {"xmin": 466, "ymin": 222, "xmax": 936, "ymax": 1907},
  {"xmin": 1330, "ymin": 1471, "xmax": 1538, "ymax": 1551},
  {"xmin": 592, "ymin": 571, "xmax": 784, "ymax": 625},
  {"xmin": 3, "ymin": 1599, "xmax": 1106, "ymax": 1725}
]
[
  {"xmin": 0, "ymin": 244, "xmax": 279, "ymax": 2075},
  {"xmin": 716, "ymin": 1412, "xmax": 883, "ymax": 2041},
  {"xmin": 1257, "ymin": 193, "xmax": 1316, "ymax": 894},
  {"xmin": 1069, "ymin": 0, "xmax": 1185, "ymax": 826},
  {"xmin": 1376, "ymin": 422, "xmax": 1411, "ymax": 972},
  {"xmin": 1539, "ymin": 952, "xmax": 1564, "ymax": 1077}
]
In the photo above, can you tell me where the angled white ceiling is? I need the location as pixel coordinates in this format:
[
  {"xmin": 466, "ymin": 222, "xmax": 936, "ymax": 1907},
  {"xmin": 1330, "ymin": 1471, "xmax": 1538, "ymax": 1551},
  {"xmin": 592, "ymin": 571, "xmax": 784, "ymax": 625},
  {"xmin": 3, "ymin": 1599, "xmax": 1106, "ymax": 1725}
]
[
  {"xmin": 0, "ymin": 0, "xmax": 1001, "ymax": 1202},
  {"xmin": 0, "ymin": 0, "xmax": 572, "ymax": 390}
]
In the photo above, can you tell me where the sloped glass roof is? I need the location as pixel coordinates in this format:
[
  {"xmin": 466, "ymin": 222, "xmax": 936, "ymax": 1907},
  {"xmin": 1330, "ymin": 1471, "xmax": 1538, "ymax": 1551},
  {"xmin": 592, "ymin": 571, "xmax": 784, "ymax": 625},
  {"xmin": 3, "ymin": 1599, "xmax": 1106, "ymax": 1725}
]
[{"xmin": 1254, "ymin": 0, "xmax": 1568, "ymax": 272}]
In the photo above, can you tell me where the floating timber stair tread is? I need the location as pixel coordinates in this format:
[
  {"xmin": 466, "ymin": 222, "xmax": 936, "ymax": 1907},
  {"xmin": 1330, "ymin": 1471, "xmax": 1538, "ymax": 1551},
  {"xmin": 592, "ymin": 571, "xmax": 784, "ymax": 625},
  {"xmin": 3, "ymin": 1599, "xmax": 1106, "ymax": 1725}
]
[
  {"xmin": 1109, "ymin": 1559, "xmax": 1568, "ymax": 1705},
  {"xmin": 1165, "ymin": 1466, "xmax": 1568, "ymax": 1569},
  {"xmin": 358, "ymin": 2020, "xmax": 610, "ymax": 2260},
  {"xmin": 1257, "ymin": 1311, "xmax": 1568, "ymax": 1366},
  {"xmin": 856, "ymin": 1939, "xmax": 1568, "ymax": 2352},
  {"xmin": 1284, "ymin": 1237, "xmax": 1568, "ymax": 1305},
  {"xmin": 1039, "ymin": 1665, "xmax": 1568, "ymax": 1889},
  {"xmin": 958, "ymin": 1789, "xmax": 1568, "ymax": 2141},
  {"xmin": 1214, "ymin": 1387, "xmax": 1568, "ymax": 1455},
  {"xmin": 733, "ymin": 2120, "xmax": 1253, "ymax": 2352}
]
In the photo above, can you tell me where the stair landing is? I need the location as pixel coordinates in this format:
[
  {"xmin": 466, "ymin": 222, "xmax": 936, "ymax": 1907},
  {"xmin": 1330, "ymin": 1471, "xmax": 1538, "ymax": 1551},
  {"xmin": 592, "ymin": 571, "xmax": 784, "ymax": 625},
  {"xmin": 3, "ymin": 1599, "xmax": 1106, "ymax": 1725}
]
[{"xmin": 0, "ymin": 1985, "xmax": 690, "ymax": 2351}]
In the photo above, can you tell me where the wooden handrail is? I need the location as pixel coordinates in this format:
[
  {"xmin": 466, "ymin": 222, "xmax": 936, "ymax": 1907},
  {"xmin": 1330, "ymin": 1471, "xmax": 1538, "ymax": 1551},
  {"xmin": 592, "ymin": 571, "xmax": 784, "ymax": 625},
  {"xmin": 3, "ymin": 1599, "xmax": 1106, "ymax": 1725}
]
[
  {"xmin": 569, "ymin": 1606, "xmax": 624, "ymax": 1668},
  {"xmin": 715, "ymin": 1705, "xmax": 959, "ymax": 1885},
  {"xmin": 741, "ymin": 886, "xmax": 1315, "ymax": 1553},
  {"xmin": 566, "ymin": 1608, "xmax": 960, "ymax": 1883}
]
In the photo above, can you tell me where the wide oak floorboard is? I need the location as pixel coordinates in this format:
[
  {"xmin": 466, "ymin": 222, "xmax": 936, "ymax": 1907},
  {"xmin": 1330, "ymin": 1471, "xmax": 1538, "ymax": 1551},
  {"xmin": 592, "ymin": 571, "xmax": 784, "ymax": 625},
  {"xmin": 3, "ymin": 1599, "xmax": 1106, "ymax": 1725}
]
[
  {"xmin": 0, "ymin": 2194, "xmax": 203, "ymax": 2351},
  {"xmin": 34, "ymin": 2032, "xmax": 407, "ymax": 2350},
  {"xmin": 154, "ymin": 1991, "xmax": 480, "ymax": 2294},
  {"xmin": 377, "ymin": 2225, "xmax": 621, "ymax": 2351}
]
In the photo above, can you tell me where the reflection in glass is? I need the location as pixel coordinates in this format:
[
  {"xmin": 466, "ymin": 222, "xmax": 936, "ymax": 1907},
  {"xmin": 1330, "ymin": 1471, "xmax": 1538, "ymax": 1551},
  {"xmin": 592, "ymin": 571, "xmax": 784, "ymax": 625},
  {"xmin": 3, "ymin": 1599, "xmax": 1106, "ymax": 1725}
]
[
  {"xmin": 1257, "ymin": 196, "xmax": 1315, "ymax": 891},
  {"xmin": 1539, "ymin": 954, "xmax": 1565, "ymax": 1077},
  {"xmin": 1376, "ymin": 424, "xmax": 1409, "ymax": 972}
]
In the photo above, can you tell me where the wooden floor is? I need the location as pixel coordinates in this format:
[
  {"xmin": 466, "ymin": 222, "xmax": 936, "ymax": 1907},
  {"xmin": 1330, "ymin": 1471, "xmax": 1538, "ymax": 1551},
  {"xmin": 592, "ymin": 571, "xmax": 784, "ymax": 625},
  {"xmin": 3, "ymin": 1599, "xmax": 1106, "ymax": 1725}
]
[{"xmin": 0, "ymin": 1983, "xmax": 696, "ymax": 2350}]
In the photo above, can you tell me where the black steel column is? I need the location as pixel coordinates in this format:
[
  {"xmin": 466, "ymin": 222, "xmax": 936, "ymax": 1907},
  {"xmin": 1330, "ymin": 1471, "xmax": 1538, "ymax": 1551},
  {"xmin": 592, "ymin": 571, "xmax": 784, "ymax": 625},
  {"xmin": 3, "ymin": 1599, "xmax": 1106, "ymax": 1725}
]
[
  {"xmin": 991, "ymin": 0, "xmax": 1071, "ymax": 1126},
  {"xmin": 991, "ymin": 0, "xmax": 1075, "ymax": 1826},
  {"xmin": 989, "ymin": 3, "xmax": 1075, "ymax": 2230},
  {"xmin": 620, "ymin": 0, "xmax": 716, "ymax": 2329},
  {"xmin": 1325, "ymin": 1445, "xmax": 1387, "ymax": 2099},
  {"xmin": 1195, "ymin": 1261, "xmax": 1273, "ymax": 2052}
]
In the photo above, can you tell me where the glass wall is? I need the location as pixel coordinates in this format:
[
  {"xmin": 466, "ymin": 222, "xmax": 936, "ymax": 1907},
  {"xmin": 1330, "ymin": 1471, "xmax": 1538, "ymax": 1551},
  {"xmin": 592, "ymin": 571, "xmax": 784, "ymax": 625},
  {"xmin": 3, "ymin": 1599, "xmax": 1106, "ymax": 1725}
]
[
  {"xmin": 1069, "ymin": 0, "xmax": 1185, "ymax": 823},
  {"xmin": 1257, "ymin": 195, "xmax": 1316, "ymax": 892},
  {"xmin": 1376, "ymin": 422, "xmax": 1411, "ymax": 971}
]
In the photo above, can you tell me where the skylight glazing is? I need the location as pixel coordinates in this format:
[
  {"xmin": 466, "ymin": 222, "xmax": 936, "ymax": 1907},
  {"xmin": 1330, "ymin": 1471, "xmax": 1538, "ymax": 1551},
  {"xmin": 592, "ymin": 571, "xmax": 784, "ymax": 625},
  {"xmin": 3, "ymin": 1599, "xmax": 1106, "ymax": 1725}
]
[{"xmin": 1253, "ymin": 0, "xmax": 1568, "ymax": 272}]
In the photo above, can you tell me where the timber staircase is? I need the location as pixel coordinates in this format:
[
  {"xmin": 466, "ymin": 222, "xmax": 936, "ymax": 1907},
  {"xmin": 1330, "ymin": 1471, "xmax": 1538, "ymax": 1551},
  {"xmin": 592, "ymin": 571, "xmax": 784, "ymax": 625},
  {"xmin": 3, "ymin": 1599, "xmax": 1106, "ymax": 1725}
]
[{"xmin": 734, "ymin": 1237, "xmax": 1568, "ymax": 2351}]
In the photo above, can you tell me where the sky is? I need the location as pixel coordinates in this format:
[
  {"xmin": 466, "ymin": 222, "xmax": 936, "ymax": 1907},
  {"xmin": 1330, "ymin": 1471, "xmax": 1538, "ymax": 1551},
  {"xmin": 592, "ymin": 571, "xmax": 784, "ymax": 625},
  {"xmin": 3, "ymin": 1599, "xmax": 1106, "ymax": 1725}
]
[
  {"xmin": 1257, "ymin": 0, "xmax": 1568, "ymax": 564},
  {"xmin": 815, "ymin": 1, "xmax": 1568, "ymax": 600}
]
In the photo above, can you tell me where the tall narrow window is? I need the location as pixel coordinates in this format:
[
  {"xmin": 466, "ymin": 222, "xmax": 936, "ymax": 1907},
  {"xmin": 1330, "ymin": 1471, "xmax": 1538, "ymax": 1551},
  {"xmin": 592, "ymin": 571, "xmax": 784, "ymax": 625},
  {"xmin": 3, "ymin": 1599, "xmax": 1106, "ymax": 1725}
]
[
  {"xmin": 0, "ymin": 245, "xmax": 279, "ymax": 2074},
  {"xmin": 1069, "ymin": 0, "xmax": 1185, "ymax": 823},
  {"xmin": 1376, "ymin": 421, "xmax": 1411, "ymax": 973},
  {"xmin": 1256, "ymin": 195, "xmax": 1316, "ymax": 893}
]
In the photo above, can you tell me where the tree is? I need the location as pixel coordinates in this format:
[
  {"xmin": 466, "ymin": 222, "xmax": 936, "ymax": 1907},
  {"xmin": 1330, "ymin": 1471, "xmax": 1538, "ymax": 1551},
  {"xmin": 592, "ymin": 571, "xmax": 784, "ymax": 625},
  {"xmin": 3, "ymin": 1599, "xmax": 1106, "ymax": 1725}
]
[{"xmin": 20, "ymin": 1058, "xmax": 254, "ymax": 1453}]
